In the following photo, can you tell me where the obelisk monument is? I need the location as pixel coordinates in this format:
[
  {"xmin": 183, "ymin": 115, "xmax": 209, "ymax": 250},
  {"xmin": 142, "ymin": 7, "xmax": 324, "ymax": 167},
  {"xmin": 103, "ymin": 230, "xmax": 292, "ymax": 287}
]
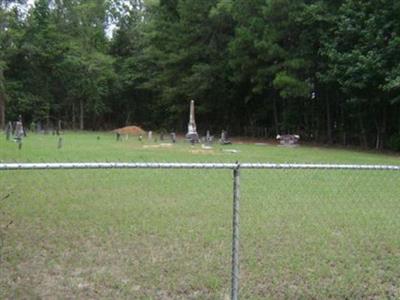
[{"xmin": 186, "ymin": 100, "xmax": 199, "ymax": 142}]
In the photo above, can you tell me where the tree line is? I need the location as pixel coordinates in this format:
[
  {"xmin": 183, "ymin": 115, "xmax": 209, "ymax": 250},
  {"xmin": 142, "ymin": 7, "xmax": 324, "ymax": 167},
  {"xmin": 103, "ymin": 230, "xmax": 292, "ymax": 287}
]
[{"xmin": 1, "ymin": 0, "xmax": 399, "ymax": 150}]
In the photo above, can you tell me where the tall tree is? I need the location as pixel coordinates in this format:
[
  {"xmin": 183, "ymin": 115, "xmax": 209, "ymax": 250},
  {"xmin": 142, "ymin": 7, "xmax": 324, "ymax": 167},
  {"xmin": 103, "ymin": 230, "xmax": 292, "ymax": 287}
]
[
  {"xmin": 322, "ymin": 0, "xmax": 400, "ymax": 148},
  {"xmin": 0, "ymin": 0, "xmax": 26, "ymax": 127}
]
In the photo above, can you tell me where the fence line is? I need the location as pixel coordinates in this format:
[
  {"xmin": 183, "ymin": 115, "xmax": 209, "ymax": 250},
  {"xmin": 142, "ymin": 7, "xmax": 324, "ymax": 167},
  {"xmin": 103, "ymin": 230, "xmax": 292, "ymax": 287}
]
[
  {"xmin": 1, "ymin": 161, "xmax": 399, "ymax": 299},
  {"xmin": 1, "ymin": 162, "xmax": 400, "ymax": 171}
]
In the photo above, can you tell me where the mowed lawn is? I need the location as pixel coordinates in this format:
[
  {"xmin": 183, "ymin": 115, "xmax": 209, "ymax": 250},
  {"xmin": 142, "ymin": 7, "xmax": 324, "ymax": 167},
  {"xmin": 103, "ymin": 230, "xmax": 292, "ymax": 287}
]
[{"xmin": 1, "ymin": 132, "xmax": 400, "ymax": 299}]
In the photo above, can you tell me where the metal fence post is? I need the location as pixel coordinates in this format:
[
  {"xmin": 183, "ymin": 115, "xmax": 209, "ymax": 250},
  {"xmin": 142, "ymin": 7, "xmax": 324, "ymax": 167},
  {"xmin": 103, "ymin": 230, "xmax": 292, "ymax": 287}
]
[{"xmin": 231, "ymin": 162, "xmax": 240, "ymax": 300}]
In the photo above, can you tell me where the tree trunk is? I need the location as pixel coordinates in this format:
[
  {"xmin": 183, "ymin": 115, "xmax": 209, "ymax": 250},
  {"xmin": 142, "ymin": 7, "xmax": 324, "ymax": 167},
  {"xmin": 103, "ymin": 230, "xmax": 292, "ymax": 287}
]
[
  {"xmin": 375, "ymin": 105, "xmax": 387, "ymax": 150},
  {"xmin": 340, "ymin": 103, "xmax": 346, "ymax": 145},
  {"xmin": 79, "ymin": 100, "xmax": 84, "ymax": 130},
  {"xmin": 0, "ymin": 69, "xmax": 5, "ymax": 129},
  {"xmin": 72, "ymin": 103, "xmax": 76, "ymax": 130},
  {"xmin": 358, "ymin": 113, "xmax": 368, "ymax": 148},
  {"xmin": 381, "ymin": 105, "xmax": 387, "ymax": 149},
  {"xmin": 46, "ymin": 114, "xmax": 50, "ymax": 131},
  {"xmin": 125, "ymin": 110, "xmax": 131, "ymax": 126},
  {"xmin": 91, "ymin": 113, "xmax": 96, "ymax": 131},
  {"xmin": 273, "ymin": 97, "xmax": 279, "ymax": 135},
  {"xmin": 315, "ymin": 106, "xmax": 320, "ymax": 142},
  {"xmin": 0, "ymin": 92, "xmax": 5, "ymax": 129},
  {"xmin": 326, "ymin": 95, "xmax": 332, "ymax": 144}
]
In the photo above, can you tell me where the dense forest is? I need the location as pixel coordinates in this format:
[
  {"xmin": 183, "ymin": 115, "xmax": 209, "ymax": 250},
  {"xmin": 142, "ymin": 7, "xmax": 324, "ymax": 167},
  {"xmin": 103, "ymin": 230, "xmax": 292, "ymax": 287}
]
[{"xmin": 1, "ymin": 0, "xmax": 399, "ymax": 150}]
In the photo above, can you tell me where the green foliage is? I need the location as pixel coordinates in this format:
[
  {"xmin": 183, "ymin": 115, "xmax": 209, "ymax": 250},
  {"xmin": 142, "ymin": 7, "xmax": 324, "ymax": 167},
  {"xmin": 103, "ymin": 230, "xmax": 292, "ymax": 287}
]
[
  {"xmin": 388, "ymin": 133, "xmax": 400, "ymax": 151},
  {"xmin": 1, "ymin": 0, "xmax": 400, "ymax": 149},
  {"xmin": 273, "ymin": 71, "xmax": 309, "ymax": 99}
]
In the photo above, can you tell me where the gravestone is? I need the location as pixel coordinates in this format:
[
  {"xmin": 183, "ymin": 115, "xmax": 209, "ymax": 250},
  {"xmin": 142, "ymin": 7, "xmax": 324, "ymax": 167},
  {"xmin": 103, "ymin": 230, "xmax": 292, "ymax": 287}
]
[
  {"xmin": 58, "ymin": 137, "xmax": 63, "ymax": 149},
  {"xmin": 220, "ymin": 130, "xmax": 232, "ymax": 145},
  {"xmin": 148, "ymin": 131, "xmax": 152, "ymax": 141},
  {"xmin": 206, "ymin": 130, "xmax": 213, "ymax": 144},
  {"xmin": 56, "ymin": 120, "xmax": 62, "ymax": 136},
  {"xmin": 5, "ymin": 121, "xmax": 12, "ymax": 140},
  {"xmin": 186, "ymin": 100, "xmax": 199, "ymax": 143},
  {"xmin": 14, "ymin": 116, "xmax": 24, "ymax": 150},
  {"xmin": 170, "ymin": 132, "xmax": 176, "ymax": 143},
  {"xmin": 276, "ymin": 134, "xmax": 300, "ymax": 146}
]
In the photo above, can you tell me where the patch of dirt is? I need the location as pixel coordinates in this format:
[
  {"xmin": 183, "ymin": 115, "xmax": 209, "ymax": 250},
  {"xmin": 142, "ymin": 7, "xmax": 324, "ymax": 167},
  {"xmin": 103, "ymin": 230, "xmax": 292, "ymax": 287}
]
[
  {"xmin": 113, "ymin": 126, "xmax": 145, "ymax": 136},
  {"xmin": 143, "ymin": 144, "xmax": 173, "ymax": 149},
  {"xmin": 190, "ymin": 149, "xmax": 215, "ymax": 155}
]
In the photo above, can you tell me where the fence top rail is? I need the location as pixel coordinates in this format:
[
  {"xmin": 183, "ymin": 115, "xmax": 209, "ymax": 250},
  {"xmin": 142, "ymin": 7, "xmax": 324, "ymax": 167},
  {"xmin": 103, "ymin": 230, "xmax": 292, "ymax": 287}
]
[{"xmin": 0, "ymin": 162, "xmax": 400, "ymax": 171}]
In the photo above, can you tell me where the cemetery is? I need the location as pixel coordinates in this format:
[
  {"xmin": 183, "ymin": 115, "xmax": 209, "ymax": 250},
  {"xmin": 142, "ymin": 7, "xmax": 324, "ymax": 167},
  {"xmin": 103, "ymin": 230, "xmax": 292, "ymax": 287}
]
[
  {"xmin": 0, "ymin": 128, "xmax": 400, "ymax": 298},
  {"xmin": 1, "ymin": 108, "xmax": 400, "ymax": 298},
  {"xmin": 1, "ymin": 1, "xmax": 400, "ymax": 298},
  {"xmin": 0, "ymin": 101, "xmax": 312, "ymax": 159},
  {"xmin": 0, "ymin": 102, "xmax": 399, "ymax": 300}
]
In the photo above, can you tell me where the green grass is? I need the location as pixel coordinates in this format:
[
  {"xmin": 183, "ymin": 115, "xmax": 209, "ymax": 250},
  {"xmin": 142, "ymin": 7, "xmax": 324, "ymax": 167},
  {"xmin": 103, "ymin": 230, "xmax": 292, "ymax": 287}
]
[
  {"xmin": 1, "ymin": 131, "xmax": 400, "ymax": 164},
  {"xmin": 1, "ymin": 132, "xmax": 399, "ymax": 298}
]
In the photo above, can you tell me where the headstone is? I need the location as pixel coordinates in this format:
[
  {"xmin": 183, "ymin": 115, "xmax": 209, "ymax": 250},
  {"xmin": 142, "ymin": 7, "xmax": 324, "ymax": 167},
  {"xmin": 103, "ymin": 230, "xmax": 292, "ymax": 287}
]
[
  {"xmin": 186, "ymin": 100, "xmax": 199, "ymax": 143},
  {"xmin": 14, "ymin": 116, "xmax": 24, "ymax": 137},
  {"xmin": 206, "ymin": 130, "xmax": 213, "ymax": 144},
  {"xmin": 170, "ymin": 132, "xmax": 176, "ymax": 143},
  {"xmin": 56, "ymin": 120, "xmax": 62, "ymax": 136},
  {"xmin": 148, "ymin": 131, "xmax": 152, "ymax": 141},
  {"xmin": 14, "ymin": 116, "xmax": 24, "ymax": 150},
  {"xmin": 276, "ymin": 134, "xmax": 300, "ymax": 146},
  {"xmin": 220, "ymin": 130, "xmax": 232, "ymax": 145},
  {"xmin": 58, "ymin": 137, "xmax": 63, "ymax": 149},
  {"xmin": 5, "ymin": 121, "xmax": 12, "ymax": 140}
]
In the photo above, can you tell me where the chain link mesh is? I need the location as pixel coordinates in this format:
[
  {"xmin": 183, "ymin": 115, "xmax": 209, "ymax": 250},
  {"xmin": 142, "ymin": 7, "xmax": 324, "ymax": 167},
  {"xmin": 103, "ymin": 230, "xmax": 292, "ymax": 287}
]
[
  {"xmin": 241, "ymin": 169, "xmax": 400, "ymax": 299},
  {"xmin": 1, "ymin": 164, "xmax": 400, "ymax": 298},
  {"xmin": 0, "ymin": 168, "xmax": 232, "ymax": 299}
]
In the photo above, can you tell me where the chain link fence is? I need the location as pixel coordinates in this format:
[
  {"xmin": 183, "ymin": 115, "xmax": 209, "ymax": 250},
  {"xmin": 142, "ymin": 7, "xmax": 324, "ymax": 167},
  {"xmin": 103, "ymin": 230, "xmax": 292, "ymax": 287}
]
[
  {"xmin": 240, "ymin": 166, "xmax": 400, "ymax": 299},
  {"xmin": 1, "ymin": 163, "xmax": 399, "ymax": 299}
]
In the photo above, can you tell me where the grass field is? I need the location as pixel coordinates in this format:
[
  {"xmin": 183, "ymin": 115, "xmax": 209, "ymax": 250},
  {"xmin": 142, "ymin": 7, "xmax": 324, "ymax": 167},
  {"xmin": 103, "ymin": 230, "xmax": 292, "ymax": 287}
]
[{"xmin": 1, "ymin": 132, "xmax": 400, "ymax": 299}]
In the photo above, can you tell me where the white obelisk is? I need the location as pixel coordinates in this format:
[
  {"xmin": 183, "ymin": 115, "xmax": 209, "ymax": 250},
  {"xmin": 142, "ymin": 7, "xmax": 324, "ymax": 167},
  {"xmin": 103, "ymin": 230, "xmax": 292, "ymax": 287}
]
[{"xmin": 186, "ymin": 100, "xmax": 199, "ymax": 142}]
